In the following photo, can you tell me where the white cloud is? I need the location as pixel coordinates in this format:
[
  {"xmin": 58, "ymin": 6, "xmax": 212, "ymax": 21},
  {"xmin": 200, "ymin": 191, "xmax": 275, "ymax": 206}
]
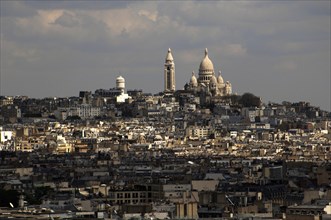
[{"xmin": 138, "ymin": 10, "xmax": 158, "ymax": 22}]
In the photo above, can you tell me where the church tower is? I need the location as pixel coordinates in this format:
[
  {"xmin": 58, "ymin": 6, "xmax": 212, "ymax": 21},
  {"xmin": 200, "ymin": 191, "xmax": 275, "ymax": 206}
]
[{"xmin": 164, "ymin": 48, "xmax": 175, "ymax": 92}]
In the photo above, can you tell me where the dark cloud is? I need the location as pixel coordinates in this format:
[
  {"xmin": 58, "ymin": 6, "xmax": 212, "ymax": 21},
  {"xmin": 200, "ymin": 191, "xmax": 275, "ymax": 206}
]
[
  {"xmin": 53, "ymin": 11, "xmax": 80, "ymax": 28},
  {"xmin": 24, "ymin": 1, "xmax": 129, "ymax": 11}
]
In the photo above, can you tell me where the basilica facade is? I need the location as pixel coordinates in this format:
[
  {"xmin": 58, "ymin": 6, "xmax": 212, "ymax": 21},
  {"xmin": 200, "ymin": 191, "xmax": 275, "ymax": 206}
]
[
  {"xmin": 185, "ymin": 48, "xmax": 232, "ymax": 97},
  {"xmin": 164, "ymin": 48, "xmax": 232, "ymax": 98}
]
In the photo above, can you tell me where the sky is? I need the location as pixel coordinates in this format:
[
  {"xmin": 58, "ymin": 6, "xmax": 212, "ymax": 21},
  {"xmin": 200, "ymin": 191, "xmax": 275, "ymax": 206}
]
[{"xmin": 0, "ymin": 1, "xmax": 330, "ymax": 111}]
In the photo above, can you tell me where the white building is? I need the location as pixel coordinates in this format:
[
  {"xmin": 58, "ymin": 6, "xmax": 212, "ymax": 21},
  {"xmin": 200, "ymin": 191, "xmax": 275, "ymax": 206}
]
[
  {"xmin": 186, "ymin": 126, "xmax": 212, "ymax": 139},
  {"xmin": 186, "ymin": 48, "xmax": 232, "ymax": 97},
  {"xmin": 55, "ymin": 105, "xmax": 101, "ymax": 120},
  {"xmin": 0, "ymin": 130, "xmax": 13, "ymax": 143},
  {"xmin": 115, "ymin": 76, "xmax": 131, "ymax": 103}
]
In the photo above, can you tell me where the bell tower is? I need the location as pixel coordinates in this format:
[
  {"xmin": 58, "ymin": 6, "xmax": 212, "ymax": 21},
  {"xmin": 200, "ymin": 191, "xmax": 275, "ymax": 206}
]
[{"xmin": 164, "ymin": 48, "xmax": 175, "ymax": 92}]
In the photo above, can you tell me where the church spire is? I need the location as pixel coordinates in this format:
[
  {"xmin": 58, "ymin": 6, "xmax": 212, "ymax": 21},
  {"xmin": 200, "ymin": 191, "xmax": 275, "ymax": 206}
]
[{"xmin": 166, "ymin": 48, "xmax": 174, "ymax": 62}]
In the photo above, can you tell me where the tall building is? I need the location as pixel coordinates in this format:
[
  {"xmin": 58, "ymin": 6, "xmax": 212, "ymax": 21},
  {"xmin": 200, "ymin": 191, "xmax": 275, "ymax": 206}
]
[{"xmin": 164, "ymin": 48, "xmax": 175, "ymax": 92}]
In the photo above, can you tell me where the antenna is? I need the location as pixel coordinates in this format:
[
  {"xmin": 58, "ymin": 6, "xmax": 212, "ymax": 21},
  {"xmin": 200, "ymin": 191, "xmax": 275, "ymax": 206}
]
[{"xmin": 225, "ymin": 195, "xmax": 235, "ymax": 206}]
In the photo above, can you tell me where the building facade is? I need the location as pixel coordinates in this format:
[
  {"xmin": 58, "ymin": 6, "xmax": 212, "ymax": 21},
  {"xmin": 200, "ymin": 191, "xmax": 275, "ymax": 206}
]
[{"xmin": 186, "ymin": 48, "xmax": 232, "ymax": 97}]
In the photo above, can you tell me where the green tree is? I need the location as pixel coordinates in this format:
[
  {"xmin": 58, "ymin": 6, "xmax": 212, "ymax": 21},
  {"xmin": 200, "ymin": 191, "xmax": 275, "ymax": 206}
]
[{"xmin": 240, "ymin": 93, "xmax": 262, "ymax": 107}]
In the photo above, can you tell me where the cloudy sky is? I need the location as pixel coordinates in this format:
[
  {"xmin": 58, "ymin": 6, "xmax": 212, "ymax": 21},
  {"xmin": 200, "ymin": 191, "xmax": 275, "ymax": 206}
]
[{"xmin": 1, "ymin": 1, "xmax": 330, "ymax": 110}]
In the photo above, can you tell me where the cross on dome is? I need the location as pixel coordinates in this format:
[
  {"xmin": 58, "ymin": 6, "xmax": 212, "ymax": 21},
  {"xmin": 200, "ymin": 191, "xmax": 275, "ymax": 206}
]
[{"xmin": 199, "ymin": 48, "xmax": 214, "ymax": 73}]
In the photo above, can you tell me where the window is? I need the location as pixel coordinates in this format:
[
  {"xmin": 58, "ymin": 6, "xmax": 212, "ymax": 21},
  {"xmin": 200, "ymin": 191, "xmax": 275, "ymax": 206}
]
[
  {"xmin": 117, "ymin": 193, "xmax": 123, "ymax": 198},
  {"xmin": 125, "ymin": 193, "xmax": 131, "ymax": 198},
  {"xmin": 167, "ymin": 72, "xmax": 172, "ymax": 90},
  {"xmin": 184, "ymin": 204, "xmax": 187, "ymax": 216}
]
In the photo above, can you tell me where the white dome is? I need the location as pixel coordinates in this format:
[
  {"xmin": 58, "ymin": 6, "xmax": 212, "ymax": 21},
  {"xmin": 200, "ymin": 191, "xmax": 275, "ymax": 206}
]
[
  {"xmin": 210, "ymin": 75, "xmax": 217, "ymax": 84},
  {"xmin": 199, "ymin": 48, "xmax": 214, "ymax": 73},
  {"xmin": 190, "ymin": 71, "xmax": 198, "ymax": 87},
  {"xmin": 116, "ymin": 75, "xmax": 125, "ymax": 83},
  {"xmin": 217, "ymin": 71, "xmax": 224, "ymax": 84},
  {"xmin": 116, "ymin": 75, "xmax": 125, "ymax": 90}
]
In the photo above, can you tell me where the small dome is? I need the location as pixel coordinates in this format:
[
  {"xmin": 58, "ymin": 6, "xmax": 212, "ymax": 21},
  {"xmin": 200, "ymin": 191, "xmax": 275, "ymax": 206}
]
[
  {"xmin": 116, "ymin": 75, "xmax": 125, "ymax": 83},
  {"xmin": 190, "ymin": 71, "xmax": 198, "ymax": 87},
  {"xmin": 165, "ymin": 48, "xmax": 174, "ymax": 62},
  {"xmin": 210, "ymin": 75, "xmax": 217, "ymax": 84},
  {"xmin": 217, "ymin": 71, "xmax": 224, "ymax": 84},
  {"xmin": 199, "ymin": 48, "xmax": 214, "ymax": 72}
]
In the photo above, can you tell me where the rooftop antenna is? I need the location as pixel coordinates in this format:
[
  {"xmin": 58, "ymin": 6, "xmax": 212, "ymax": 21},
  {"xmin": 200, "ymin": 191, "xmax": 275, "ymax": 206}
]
[{"xmin": 225, "ymin": 195, "xmax": 235, "ymax": 206}]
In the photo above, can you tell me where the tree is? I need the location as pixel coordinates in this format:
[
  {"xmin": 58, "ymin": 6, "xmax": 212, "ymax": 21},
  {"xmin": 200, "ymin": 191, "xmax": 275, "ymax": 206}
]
[
  {"xmin": 65, "ymin": 115, "xmax": 81, "ymax": 121},
  {"xmin": 240, "ymin": 93, "xmax": 261, "ymax": 107},
  {"xmin": 25, "ymin": 186, "xmax": 54, "ymax": 205}
]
